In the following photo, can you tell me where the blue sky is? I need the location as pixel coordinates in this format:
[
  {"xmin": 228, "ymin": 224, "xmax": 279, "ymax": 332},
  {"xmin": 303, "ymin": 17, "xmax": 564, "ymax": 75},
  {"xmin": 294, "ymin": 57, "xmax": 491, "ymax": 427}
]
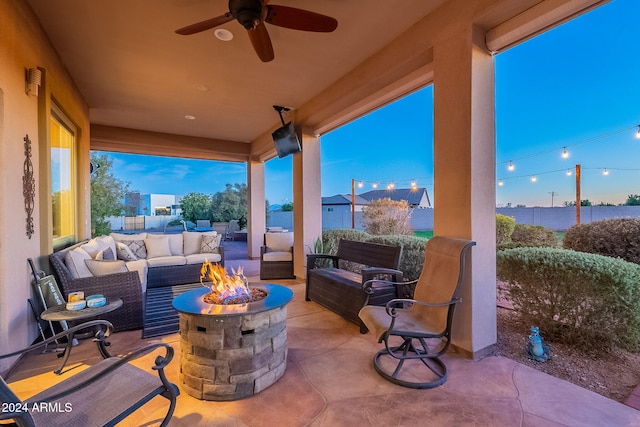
[{"xmin": 99, "ymin": 0, "xmax": 639, "ymax": 207}]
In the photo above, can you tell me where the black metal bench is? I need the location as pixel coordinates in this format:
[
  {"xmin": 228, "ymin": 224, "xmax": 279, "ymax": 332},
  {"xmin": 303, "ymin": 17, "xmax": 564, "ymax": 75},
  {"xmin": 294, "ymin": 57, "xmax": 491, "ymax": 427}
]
[{"xmin": 306, "ymin": 239, "xmax": 404, "ymax": 333}]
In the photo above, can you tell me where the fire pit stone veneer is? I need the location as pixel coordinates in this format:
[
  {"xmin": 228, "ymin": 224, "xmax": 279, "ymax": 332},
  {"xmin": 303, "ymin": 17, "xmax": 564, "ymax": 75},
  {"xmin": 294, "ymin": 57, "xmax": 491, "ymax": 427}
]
[{"xmin": 173, "ymin": 284, "xmax": 294, "ymax": 401}]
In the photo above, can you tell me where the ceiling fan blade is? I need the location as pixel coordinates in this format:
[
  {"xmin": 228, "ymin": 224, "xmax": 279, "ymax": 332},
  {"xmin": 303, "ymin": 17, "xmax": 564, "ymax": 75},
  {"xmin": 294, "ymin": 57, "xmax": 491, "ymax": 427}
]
[
  {"xmin": 175, "ymin": 13, "xmax": 234, "ymax": 35},
  {"xmin": 247, "ymin": 22, "xmax": 274, "ymax": 62},
  {"xmin": 265, "ymin": 5, "xmax": 338, "ymax": 32}
]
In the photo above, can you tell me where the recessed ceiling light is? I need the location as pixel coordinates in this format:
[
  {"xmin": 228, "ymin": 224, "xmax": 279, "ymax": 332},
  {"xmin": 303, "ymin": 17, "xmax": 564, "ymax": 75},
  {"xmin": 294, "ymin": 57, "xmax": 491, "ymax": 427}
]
[
  {"xmin": 192, "ymin": 84, "xmax": 208, "ymax": 92},
  {"xmin": 184, "ymin": 115, "xmax": 196, "ymax": 120},
  {"xmin": 214, "ymin": 29, "xmax": 233, "ymax": 41}
]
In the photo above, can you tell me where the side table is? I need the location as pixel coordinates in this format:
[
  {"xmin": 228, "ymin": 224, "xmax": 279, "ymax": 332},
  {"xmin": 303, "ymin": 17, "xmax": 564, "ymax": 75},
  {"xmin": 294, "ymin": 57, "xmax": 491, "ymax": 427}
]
[{"xmin": 40, "ymin": 298, "xmax": 123, "ymax": 375}]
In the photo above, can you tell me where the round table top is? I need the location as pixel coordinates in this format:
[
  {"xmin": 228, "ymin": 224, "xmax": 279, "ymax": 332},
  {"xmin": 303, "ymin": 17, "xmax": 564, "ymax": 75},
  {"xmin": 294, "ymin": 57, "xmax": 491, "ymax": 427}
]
[
  {"xmin": 40, "ymin": 298, "xmax": 123, "ymax": 322},
  {"xmin": 172, "ymin": 283, "xmax": 293, "ymax": 317}
]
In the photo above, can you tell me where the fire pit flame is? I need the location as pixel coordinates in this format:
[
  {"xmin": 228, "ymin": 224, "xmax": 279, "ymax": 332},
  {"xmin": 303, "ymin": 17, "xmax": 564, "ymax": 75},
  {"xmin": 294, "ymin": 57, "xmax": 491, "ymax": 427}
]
[{"xmin": 200, "ymin": 261, "xmax": 266, "ymax": 305}]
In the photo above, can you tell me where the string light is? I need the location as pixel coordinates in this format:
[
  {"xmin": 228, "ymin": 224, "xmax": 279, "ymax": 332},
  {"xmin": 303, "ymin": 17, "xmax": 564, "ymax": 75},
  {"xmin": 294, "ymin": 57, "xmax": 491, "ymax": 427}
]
[
  {"xmin": 497, "ymin": 123, "xmax": 640, "ymax": 166},
  {"xmin": 372, "ymin": 183, "xmax": 378, "ymax": 188},
  {"xmin": 508, "ymin": 161, "xmax": 515, "ymax": 171},
  {"xmin": 498, "ymin": 180, "xmax": 504, "ymax": 186},
  {"xmin": 566, "ymin": 169, "xmax": 572, "ymax": 176},
  {"xmin": 357, "ymin": 181, "xmax": 364, "ymax": 188},
  {"xmin": 561, "ymin": 147, "xmax": 569, "ymax": 158},
  {"xmin": 603, "ymin": 168, "xmax": 609, "ymax": 176},
  {"xmin": 531, "ymin": 175, "xmax": 537, "ymax": 182},
  {"xmin": 387, "ymin": 183, "xmax": 395, "ymax": 190}
]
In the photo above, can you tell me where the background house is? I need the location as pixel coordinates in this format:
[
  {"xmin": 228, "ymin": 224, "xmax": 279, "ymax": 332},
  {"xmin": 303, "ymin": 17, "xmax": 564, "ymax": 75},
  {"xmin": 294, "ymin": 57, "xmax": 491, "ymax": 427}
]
[{"xmin": 359, "ymin": 187, "xmax": 431, "ymax": 208}]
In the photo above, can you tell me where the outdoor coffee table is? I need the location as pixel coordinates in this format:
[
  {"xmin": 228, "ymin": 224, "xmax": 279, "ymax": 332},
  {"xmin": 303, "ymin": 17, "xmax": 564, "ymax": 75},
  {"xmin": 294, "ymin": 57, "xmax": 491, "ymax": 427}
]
[{"xmin": 40, "ymin": 298, "xmax": 122, "ymax": 374}]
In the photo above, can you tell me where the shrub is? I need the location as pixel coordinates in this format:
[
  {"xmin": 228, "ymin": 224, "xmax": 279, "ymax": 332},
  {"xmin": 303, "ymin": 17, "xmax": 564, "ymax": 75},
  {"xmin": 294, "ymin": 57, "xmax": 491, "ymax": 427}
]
[
  {"xmin": 496, "ymin": 214, "xmax": 515, "ymax": 246},
  {"xmin": 361, "ymin": 198, "xmax": 413, "ymax": 235},
  {"xmin": 563, "ymin": 218, "xmax": 640, "ymax": 264},
  {"xmin": 501, "ymin": 224, "xmax": 559, "ymax": 249},
  {"xmin": 367, "ymin": 234, "xmax": 429, "ymax": 281},
  {"xmin": 321, "ymin": 229, "xmax": 370, "ymax": 256},
  {"xmin": 497, "ymin": 247, "xmax": 640, "ymax": 352}
]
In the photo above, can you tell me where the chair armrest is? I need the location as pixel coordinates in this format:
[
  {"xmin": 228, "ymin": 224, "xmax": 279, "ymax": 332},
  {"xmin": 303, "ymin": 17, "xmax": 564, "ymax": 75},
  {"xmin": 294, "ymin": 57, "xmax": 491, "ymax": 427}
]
[
  {"xmin": 362, "ymin": 277, "xmax": 416, "ymax": 295},
  {"xmin": 361, "ymin": 267, "xmax": 404, "ymax": 284},
  {"xmin": 384, "ymin": 297, "xmax": 462, "ymax": 317},
  {"xmin": 306, "ymin": 254, "xmax": 338, "ymax": 270},
  {"xmin": 0, "ymin": 320, "xmax": 113, "ymax": 360}
]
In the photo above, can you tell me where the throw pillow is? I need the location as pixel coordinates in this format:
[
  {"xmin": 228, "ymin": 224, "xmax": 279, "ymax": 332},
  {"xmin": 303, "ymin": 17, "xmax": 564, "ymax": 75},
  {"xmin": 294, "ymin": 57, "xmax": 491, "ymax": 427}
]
[
  {"xmin": 183, "ymin": 231, "xmax": 216, "ymax": 255},
  {"xmin": 80, "ymin": 238, "xmax": 110, "ymax": 259},
  {"xmin": 84, "ymin": 259, "xmax": 128, "ymax": 276},
  {"xmin": 64, "ymin": 247, "xmax": 93, "ymax": 278},
  {"xmin": 124, "ymin": 240, "xmax": 147, "ymax": 259},
  {"xmin": 145, "ymin": 237, "xmax": 172, "ymax": 259},
  {"xmin": 116, "ymin": 241, "xmax": 138, "ymax": 261},
  {"xmin": 96, "ymin": 247, "xmax": 115, "ymax": 261},
  {"xmin": 201, "ymin": 234, "xmax": 221, "ymax": 254}
]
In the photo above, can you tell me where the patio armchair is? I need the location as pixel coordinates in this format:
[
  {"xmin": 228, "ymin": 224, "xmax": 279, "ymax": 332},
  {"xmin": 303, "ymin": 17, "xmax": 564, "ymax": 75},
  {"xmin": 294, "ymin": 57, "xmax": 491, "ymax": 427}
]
[
  {"xmin": 0, "ymin": 320, "xmax": 179, "ymax": 427},
  {"xmin": 358, "ymin": 236, "xmax": 475, "ymax": 389},
  {"xmin": 260, "ymin": 231, "xmax": 295, "ymax": 280}
]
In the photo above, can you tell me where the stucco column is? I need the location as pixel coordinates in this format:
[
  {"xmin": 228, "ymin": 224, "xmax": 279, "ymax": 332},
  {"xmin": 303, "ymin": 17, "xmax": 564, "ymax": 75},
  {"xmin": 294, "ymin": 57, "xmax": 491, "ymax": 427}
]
[
  {"xmin": 433, "ymin": 25, "xmax": 497, "ymax": 358},
  {"xmin": 292, "ymin": 131, "xmax": 322, "ymax": 279},
  {"xmin": 247, "ymin": 159, "xmax": 266, "ymax": 260}
]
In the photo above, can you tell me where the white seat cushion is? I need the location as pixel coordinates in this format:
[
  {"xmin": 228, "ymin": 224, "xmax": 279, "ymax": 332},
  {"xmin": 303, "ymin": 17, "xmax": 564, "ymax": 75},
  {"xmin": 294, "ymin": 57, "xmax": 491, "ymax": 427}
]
[
  {"xmin": 265, "ymin": 232, "xmax": 293, "ymax": 252},
  {"xmin": 84, "ymin": 260, "xmax": 128, "ymax": 276},
  {"xmin": 147, "ymin": 233, "xmax": 184, "ymax": 256},
  {"xmin": 125, "ymin": 259, "xmax": 148, "ymax": 293},
  {"xmin": 144, "ymin": 237, "xmax": 172, "ymax": 259},
  {"xmin": 263, "ymin": 251, "xmax": 293, "ymax": 262},
  {"xmin": 146, "ymin": 256, "xmax": 187, "ymax": 267},
  {"xmin": 185, "ymin": 253, "xmax": 221, "ymax": 264}
]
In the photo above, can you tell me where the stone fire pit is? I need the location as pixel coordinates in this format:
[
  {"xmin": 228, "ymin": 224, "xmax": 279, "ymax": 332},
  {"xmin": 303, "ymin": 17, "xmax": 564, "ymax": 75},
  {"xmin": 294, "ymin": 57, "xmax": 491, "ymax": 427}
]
[{"xmin": 172, "ymin": 283, "xmax": 293, "ymax": 401}]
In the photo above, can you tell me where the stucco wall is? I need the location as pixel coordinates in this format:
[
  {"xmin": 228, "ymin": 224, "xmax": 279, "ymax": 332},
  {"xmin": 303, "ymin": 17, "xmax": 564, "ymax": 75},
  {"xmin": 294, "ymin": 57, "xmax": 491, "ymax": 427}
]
[{"xmin": 0, "ymin": 1, "xmax": 89, "ymax": 371}]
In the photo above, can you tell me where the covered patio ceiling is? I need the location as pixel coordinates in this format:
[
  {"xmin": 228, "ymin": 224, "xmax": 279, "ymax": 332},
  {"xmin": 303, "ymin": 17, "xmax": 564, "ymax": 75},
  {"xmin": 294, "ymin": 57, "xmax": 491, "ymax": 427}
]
[{"xmin": 25, "ymin": 0, "xmax": 604, "ymax": 161}]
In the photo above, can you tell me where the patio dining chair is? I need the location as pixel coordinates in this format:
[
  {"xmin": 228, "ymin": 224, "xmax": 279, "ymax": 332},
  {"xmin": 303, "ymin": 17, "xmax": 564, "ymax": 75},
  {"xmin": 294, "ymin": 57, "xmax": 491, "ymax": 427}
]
[
  {"xmin": 358, "ymin": 236, "xmax": 475, "ymax": 389},
  {"xmin": 0, "ymin": 320, "xmax": 179, "ymax": 427}
]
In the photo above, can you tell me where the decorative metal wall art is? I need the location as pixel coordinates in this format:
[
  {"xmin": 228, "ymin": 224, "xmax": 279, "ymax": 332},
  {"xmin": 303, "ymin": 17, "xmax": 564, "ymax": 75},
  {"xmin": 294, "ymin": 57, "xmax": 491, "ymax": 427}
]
[{"xmin": 23, "ymin": 134, "xmax": 36, "ymax": 238}]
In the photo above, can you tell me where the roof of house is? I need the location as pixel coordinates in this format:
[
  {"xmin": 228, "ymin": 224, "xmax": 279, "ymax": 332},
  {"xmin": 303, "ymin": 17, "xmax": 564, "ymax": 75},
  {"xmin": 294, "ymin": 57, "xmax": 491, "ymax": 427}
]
[
  {"xmin": 359, "ymin": 187, "xmax": 431, "ymax": 207},
  {"xmin": 322, "ymin": 194, "xmax": 370, "ymax": 206}
]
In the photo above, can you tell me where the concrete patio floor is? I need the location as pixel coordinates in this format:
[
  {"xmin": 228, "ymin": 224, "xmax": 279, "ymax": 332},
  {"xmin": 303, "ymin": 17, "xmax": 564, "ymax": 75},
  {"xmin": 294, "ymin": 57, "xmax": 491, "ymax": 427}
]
[{"xmin": 5, "ymin": 259, "xmax": 640, "ymax": 426}]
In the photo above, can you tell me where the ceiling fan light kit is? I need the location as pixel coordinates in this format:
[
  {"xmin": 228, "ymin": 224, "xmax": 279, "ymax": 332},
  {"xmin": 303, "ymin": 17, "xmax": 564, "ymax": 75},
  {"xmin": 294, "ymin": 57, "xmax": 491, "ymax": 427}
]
[{"xmin": 175, "ymin": 0, "xmax": 338, "ymax": 62}]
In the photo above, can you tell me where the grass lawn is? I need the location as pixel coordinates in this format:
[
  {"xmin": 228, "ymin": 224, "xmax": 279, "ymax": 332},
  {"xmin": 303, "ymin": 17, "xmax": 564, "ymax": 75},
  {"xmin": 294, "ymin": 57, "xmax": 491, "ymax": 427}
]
[{"xmin": 414, "ymin": 230, "xmax": 433, "ymax": 239}]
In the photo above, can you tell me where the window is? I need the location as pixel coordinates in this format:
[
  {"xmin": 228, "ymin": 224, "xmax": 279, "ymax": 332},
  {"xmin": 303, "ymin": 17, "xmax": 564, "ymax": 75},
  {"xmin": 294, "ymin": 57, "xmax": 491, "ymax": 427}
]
[
  {"xmin": 155, "ymin": 206, "xmax": 171, "ymax": 216},
  {"xmin": 51, "ymin": 105, "xmax": 77, "ymax": 249}
]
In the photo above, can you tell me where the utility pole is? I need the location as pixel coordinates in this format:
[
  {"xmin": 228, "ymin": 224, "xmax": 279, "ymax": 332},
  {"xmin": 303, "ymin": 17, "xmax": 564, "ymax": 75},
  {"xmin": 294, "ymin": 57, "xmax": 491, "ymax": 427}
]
[
  {"xmin": 575, "ymin": 164, "xmax": 581, "ymax": 224},
  {"xmin": 351, "ymin": 178, "xmax": 355, "ymax": 229},
  {"xmin": 549, "ymin": 191, "xmax": 557, "ymax": 207}
]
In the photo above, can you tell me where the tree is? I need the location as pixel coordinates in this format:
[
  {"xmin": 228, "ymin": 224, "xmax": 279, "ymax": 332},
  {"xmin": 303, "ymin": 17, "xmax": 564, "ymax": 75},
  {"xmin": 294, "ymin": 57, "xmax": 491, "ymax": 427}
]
[
  {"xmin": 563, "ymin": 200, "xmax": 592, "ymax": 207},
  {"xmin": 211, "ymin": 183, "xmax": 248, "ymax": 229},
  {"xmin": 90, "ymin": 153, "xmax": 131, "ymax": 237},
  {"xmin": 280, "ymin": 202, "xmax": 293, "ymax": 212},
  {"xmin": 361, "ymin": 198, "xmax": 413, "ymax": 235},
  {"xmin": 124, "ymin": 191, "xmax": 141, "ymax": 216},
  {"xmin": 624, "ymin": 194, "xmax": 640, "ymax": 206},
  {"xmin": 180, "ymin": 192, "xmax": 212, "ymax": 223}
]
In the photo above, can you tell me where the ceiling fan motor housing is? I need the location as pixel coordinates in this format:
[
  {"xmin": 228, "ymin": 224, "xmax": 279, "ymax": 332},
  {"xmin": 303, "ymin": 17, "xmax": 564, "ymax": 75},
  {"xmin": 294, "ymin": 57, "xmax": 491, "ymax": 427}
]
[{"xmin": 229, "ymin": 0, "xmax": 264, "ymax": 30}]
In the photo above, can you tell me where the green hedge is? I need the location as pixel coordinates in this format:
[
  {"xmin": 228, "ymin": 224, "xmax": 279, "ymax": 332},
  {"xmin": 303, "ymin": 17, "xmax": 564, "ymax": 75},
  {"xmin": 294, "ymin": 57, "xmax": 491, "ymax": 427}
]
[
  {"xmin": 496, "ymin": 214, "xmax": 515, "ymax": 246},
  {"xmin": 497, "ymin": 247, "xmax": 640, "ymax": 352},
  {"xmin": 367, "ymin": 235, "xmax": 429, "ymax": 281},
  {"xmin": 499, "ymin": 224, "xmax": 559, "ymax": 249},
  {"xmin": 320, "ymin": 229, "xmax": 428, "ymax": 281},
  {"xmin": 563, "ymin": 218, "xmax": 640, "ymax": 264}
]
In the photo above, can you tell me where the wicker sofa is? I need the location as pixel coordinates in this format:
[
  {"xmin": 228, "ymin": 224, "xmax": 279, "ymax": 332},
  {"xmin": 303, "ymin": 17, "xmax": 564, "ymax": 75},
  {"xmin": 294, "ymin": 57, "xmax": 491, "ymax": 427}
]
[{"xmin": 49, "ymin": 231, "xmax": 225, "ymax": 331}]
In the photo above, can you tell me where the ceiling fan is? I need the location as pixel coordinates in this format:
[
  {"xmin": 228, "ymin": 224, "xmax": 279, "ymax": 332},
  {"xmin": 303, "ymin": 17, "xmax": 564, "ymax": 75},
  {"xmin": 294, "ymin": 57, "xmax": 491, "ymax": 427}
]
[{"xmin": 175, "ymin": 0, "xmax": 338, "ymax": 62}]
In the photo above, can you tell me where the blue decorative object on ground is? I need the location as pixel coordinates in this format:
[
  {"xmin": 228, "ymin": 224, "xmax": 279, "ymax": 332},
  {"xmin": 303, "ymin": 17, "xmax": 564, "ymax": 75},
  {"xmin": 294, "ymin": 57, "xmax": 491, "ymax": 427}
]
[{"xmin": 526, "ymin": 326, "xmax": 550, "ymax": 362}]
